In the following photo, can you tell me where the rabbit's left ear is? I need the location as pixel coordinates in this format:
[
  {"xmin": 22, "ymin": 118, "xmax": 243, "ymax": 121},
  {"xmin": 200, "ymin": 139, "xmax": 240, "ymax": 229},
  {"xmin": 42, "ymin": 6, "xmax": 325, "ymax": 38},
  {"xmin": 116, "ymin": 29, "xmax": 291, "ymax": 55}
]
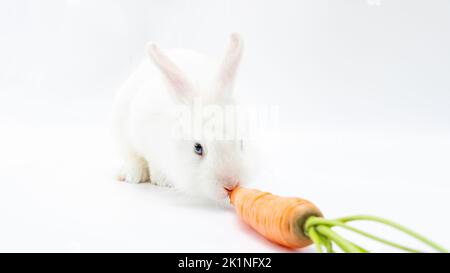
[{"xmin": 216, "ymin": 33, "xmax": 244, "ymax": 97}]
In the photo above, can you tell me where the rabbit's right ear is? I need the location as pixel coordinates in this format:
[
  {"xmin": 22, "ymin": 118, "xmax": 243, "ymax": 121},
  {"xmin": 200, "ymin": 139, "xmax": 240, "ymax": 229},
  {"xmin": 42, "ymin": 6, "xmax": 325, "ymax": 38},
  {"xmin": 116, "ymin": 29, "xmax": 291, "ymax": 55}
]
[{"xmin": 147, "ymin": 43, "xmax": 194, "ymax": 103}]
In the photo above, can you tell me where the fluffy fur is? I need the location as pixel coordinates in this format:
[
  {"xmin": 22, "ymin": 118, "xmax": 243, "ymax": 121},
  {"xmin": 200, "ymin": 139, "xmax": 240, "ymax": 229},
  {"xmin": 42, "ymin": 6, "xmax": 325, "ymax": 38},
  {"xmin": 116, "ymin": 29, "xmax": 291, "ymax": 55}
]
[{"xmin": 112, "ymin": 33, "xmax": 248, "ymax": 201}]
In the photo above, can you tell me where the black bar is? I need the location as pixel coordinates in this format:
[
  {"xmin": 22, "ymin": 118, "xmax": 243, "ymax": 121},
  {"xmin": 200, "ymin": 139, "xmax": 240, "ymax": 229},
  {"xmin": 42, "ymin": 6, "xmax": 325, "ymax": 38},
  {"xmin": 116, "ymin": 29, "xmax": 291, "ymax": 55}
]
[{"xmin": 0, "ymin": 252, "xmax": 447, "ymax": 272}]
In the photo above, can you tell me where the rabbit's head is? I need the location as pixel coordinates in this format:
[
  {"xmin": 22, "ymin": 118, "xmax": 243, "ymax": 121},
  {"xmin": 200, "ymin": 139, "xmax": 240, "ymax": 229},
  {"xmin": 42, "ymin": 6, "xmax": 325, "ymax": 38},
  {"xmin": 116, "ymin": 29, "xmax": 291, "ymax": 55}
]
[{"xmin": 147, "ymin": 34, "xmax": 248, "ymax": 202}]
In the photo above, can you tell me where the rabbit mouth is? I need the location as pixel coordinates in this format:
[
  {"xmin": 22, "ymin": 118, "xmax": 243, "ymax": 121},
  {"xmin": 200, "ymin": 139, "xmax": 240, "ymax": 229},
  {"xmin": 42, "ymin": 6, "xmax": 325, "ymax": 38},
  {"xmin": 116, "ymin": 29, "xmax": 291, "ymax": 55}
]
[{"xmin": 223, "ymin": 183, "xmax": 239, "ymax": 194}]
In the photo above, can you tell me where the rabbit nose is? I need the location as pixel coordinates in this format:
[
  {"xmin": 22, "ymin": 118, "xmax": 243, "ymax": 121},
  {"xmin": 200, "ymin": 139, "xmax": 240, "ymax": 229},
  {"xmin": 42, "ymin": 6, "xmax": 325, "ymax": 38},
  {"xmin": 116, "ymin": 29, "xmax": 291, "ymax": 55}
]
[{"xmin": 223, "ymin": 181, "xmax": 240, "ymax": 192}]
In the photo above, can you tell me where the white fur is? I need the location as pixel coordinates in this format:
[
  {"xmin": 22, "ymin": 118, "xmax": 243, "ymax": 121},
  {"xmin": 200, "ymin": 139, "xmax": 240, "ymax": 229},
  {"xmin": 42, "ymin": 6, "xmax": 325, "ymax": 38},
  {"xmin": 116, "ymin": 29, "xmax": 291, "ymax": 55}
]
[{"xmin": 112, "ymin": 34, "xmax": 247, "ymax": 201}]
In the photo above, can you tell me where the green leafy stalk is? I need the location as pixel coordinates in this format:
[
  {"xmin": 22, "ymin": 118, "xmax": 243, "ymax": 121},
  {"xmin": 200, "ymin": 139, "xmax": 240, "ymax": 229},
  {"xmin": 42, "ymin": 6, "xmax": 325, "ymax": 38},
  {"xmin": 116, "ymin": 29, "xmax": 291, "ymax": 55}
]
[
  {"xmin": 307, "ymin": 227, "xmax": 324, "ymax": 253},
  {"xmin": 304, "ymin": 215, "xmax": 448, "ymax": 253}
]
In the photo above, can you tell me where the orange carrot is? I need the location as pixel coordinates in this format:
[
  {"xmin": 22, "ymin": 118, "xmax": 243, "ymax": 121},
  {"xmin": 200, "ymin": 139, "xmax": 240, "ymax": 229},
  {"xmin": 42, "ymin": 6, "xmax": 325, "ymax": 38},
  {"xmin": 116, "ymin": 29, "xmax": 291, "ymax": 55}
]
[
  {"xmin": 229, "ymin": 187, "xmax": 323, "ymax": 249},
  {"xmin": 229, "ymin": 187, "xmax": 447, "ymax": 253}
]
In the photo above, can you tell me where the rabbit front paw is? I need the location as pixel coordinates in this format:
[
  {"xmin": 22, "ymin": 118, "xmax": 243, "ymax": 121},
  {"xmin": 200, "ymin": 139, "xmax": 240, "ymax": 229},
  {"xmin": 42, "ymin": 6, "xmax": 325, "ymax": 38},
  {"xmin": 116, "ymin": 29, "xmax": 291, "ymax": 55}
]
[{"xmin": 117, "ymin": 156, "xmax": 150, "ymax": 184}]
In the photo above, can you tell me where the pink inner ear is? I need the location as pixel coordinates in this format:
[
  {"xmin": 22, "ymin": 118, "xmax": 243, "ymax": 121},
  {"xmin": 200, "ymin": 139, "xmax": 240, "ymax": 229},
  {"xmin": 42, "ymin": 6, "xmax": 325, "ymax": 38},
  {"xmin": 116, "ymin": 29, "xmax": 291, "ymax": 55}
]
[
  {"xmin": 148, "ymin": 44, "xmax": 193, "ymax": 102},
  {"xmin": 217, "ymin": 34, "xmax": 243, "ymax": 91},
  {"xmin": 229, "ymin": 33, "xmax": 243, "ymax": 54},
  {"xmin": 167, "ymin": 73, "xmax": 187, "ymax": 91}
]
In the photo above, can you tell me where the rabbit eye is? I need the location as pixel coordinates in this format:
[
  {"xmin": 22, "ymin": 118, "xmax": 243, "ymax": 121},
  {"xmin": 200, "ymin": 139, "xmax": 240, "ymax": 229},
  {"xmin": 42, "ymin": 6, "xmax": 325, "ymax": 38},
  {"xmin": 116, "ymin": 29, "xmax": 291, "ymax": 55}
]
[{"xmin": 194, "ymin": 143, "xmax": 204, "ymax": 156}]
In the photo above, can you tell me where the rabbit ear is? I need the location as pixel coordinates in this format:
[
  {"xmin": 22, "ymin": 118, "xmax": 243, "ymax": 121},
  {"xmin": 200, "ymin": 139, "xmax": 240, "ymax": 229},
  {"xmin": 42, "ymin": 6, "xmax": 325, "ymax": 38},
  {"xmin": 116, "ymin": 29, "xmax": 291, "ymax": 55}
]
[
  {"xmin": 147, "ymin": 43, "xmax": 194, "ymax": 103},
  {"xmin": 216, "ymin": 33, "xmax": 244, "ymax": 97}
]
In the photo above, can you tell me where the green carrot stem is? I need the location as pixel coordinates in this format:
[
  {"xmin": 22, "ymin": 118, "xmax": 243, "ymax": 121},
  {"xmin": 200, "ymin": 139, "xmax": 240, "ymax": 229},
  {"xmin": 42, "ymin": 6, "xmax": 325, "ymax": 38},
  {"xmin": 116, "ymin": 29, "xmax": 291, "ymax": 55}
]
[
  {"xmin": 334, "ymin": 215, "xmax": 448, "ymax": 253},
  {"xmin": 318, "ymin": 233, "xmax": 333, "ymax": 253},
  {"xmin": 306, "ymin": 217, "xmax": 421, "ymax": 253},
  {"xmin": 315, "ymin": 226, "xmax": 362, "ymax": 253},
  {"xmin": 307, "ymin": 227, "xmax": 323, "ymax": 253}
]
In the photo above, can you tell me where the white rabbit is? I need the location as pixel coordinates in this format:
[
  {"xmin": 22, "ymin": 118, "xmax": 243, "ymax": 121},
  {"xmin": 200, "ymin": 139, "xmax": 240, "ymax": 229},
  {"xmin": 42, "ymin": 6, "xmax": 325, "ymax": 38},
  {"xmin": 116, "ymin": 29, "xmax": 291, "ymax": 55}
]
[{"xmin": 112, "ymin": 33, "xmax": 248, "ymax": 201}]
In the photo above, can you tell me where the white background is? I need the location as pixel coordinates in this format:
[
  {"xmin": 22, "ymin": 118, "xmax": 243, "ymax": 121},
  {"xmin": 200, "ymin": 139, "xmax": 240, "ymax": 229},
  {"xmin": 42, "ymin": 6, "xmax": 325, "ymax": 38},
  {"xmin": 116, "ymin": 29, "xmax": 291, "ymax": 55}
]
[{"xmin": 0, "ymin": 0, "xmax": 449, "ymax": 252}]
